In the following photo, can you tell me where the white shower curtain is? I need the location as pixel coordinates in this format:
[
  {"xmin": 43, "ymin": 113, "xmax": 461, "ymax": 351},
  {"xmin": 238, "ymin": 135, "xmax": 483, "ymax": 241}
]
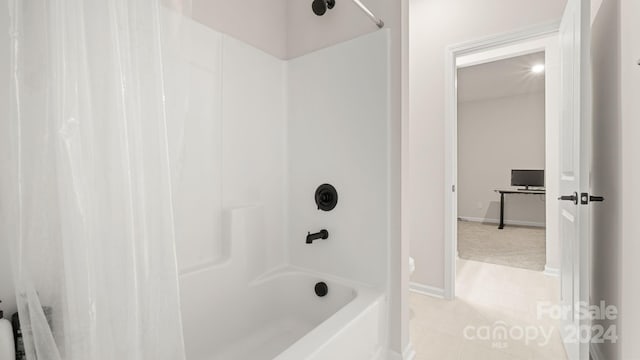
[{"xmin": 2, "ymin": 0, "xmax": 190, "ymax": 359}]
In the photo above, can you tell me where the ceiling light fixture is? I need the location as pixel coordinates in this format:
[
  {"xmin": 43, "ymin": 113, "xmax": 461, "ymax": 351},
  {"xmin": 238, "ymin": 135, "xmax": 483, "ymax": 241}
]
[{"xmin": 531, "ymin": 64, "xmax": 545, "ymax": 74}]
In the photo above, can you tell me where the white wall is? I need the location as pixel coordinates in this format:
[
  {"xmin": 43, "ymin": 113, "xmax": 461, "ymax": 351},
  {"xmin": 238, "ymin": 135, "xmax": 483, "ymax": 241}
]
[
  {"xmin": 191, "ymin": 0, "xmax": 396, "ymax": 60},
  {"xmin": 409, "ymin": 0, "xmax": 567, "ymax": 289},
  {"xmin": 591, "ymin": 0, "xmax": 640, "ymax": 358},
  {"xmin": 191, "ymin": 0, "xmax": 288, "ymax": 59},
  {"xmin": 620, "ymin": 0, "xmax": 640, "ymax": 358},
  {"xmin": 166, "ymin": 18, "xmax": 288, "ymax": 277},
  {"xmin": 458, "ymin": 92, "xmax": 546, "ymax": 225},
  {"xmin": 286, "ymin": 0, "xmax": 387, "ymax": 59},
  {"xmin": 166, "ymin": 22, "xmax": 225, "ymax": 272},
  {"xmin": 170, "ymin": 16, "xmax": 403, "ymax": 358},
  {"xmin": 219, "ymin": 36, "xmax": 288, "ymax": 273},
  {"xmin": 284, "ymin": 0, "xmax": 409, "ymax": 355},
  {"xmin": 590, "ymin": 0, "xmax": 621, "ymax": 358},
  {"xmin": 186, "ymin": 3, "xmax": 408, "ymax": 353},
  {"xmin": 0, "ymin": 4, "xmax": 17, "ymax": 318},
  {"xmin": 168, "ymin": 19, "xmax": 288, "ymax": 357},
  {"xmin": 171, "ymin": 18, "xmax": 392, "ymax": 292},
  {"xmin": 287, "ymin": 30, "xmax": 390, "ymax": 289}
]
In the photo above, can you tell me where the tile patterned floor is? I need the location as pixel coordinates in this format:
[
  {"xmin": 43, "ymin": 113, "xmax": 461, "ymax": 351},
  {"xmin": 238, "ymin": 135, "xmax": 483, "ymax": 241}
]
[{"xmin": 410, "ymin": 259, "xmax": 567, "ymax": 360}]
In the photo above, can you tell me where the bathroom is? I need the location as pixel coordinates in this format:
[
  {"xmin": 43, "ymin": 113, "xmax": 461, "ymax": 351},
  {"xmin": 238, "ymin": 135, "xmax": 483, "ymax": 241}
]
[
  {"xmin": 3, "ymin": 0, "xmax": 640, "ymax": 359},
  {"xmin": 0, "ymin": 0, "xmax": 408, "ymax": 359}
]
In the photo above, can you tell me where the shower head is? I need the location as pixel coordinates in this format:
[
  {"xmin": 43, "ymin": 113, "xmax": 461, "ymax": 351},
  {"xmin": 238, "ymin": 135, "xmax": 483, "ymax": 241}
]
[{"xmin": 312, "ymin": 0, "xmax": 335, "ymax": 16}]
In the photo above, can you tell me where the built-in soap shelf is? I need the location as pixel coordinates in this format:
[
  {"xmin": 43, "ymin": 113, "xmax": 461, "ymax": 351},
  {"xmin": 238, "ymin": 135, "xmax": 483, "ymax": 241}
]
[{"xmin": 178, "ymin": 204, "xmax": 264, "ymax": 277}]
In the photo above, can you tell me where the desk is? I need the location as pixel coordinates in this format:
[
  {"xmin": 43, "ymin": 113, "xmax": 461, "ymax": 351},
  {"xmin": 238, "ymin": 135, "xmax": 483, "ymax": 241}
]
[{"xmin": 494, "ymin": 189, "xmax": 545, "ymax": 229}]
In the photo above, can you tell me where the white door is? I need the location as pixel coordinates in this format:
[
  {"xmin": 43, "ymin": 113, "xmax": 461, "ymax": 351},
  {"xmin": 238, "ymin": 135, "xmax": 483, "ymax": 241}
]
[{"xmin": 558, "ymin": 0, "xmax": 592, "ymax": 359}]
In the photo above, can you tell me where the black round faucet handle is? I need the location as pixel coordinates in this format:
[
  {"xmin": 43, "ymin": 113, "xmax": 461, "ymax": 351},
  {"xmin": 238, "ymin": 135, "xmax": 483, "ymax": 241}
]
[{"xmin": 315, "ymin": 184, "xmax": 338, "ymax": 211}]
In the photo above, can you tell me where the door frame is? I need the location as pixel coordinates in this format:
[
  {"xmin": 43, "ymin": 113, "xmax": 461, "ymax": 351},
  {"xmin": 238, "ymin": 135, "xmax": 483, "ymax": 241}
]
[{"xmin": 443, "ymin": 22, "xmax": 561, "ymax": 300}]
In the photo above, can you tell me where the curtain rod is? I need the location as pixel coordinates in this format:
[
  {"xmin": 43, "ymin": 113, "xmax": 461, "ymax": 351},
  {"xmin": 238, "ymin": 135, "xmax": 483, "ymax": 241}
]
[{"xmin": 352, "ymin": 0, "xmax": 384, "ymax": 29}]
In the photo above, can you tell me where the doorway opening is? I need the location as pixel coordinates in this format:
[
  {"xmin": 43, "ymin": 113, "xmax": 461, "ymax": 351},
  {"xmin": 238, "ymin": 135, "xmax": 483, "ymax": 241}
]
[
  {"xmin": 456, "ymin": 52, "xmax": 548, "ymax": 273},
  {"xmin": 444, "ymin": 29, "xmax": 562, "ymax": 300},
  {"xmin": 435, "ymin": 28, "xmax": 568, "ymax": 360}
]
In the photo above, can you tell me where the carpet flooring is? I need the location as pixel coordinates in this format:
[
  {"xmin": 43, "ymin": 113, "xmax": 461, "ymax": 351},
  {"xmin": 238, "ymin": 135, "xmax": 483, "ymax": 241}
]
[{"xmin": 457, "ymin": 220, "xmax": 546, "ymax": 271}]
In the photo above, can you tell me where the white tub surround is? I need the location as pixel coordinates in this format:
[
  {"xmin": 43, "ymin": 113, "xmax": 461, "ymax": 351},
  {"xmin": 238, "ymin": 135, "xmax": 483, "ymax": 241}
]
[
  {"xmin": 180, "ymin": 205, "xmax": 387, "ymax": 360},
  {"xmin": 287, "ymin": 29, "xmax": 391, "ymax": 292},
  {"xmin": 172, "ymin": 16, "xmax": 391, "ymax": 360}
]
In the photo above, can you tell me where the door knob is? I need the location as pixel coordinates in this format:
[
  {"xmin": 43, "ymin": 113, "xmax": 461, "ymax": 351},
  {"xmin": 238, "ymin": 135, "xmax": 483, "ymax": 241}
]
[
  {"xmin": 580, "ymin": 192, "xmax": 605, "ymax": 204},
  {"xmin": 558, "ymin": 192, "xmax": 578, "ymax": 205}
]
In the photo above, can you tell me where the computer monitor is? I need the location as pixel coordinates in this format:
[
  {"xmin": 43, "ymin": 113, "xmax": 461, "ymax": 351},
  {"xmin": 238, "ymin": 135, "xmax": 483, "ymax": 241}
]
[{"xmin": 511, "ymin": 169, "xmax": 544, "ymax": 190}]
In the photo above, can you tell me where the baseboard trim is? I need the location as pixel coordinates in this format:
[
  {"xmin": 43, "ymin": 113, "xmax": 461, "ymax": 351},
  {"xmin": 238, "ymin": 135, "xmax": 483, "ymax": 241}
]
[
  {"xmin": 458, "ymin": 216, "xmax": 546, "ymax": 228},
  {"xmin": 409, "ymin": 282, "xmax": 445, "ymax": 299},
  {"xmin": 543, "ymin": 265, "xmax": 560, "ymax": 277},
  {"xmin": 590, "ymin": 342, "xmax": 605, "ymax": 360},
  {"xmin": 387, "ymin": 343, "xmax": 416, "ymax": 360}
]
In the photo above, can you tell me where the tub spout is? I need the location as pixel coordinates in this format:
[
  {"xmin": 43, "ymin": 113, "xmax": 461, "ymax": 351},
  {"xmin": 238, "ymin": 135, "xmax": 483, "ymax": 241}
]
[{"xmin": 306, "ymin": 229, "xmax": 329, "ymax": 244}]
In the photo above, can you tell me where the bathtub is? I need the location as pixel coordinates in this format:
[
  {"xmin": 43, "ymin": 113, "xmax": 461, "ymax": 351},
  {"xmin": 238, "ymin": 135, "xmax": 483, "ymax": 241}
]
[{"xmin": 180, "ymin": 267, "xmax": 386, "ymax": 360}]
